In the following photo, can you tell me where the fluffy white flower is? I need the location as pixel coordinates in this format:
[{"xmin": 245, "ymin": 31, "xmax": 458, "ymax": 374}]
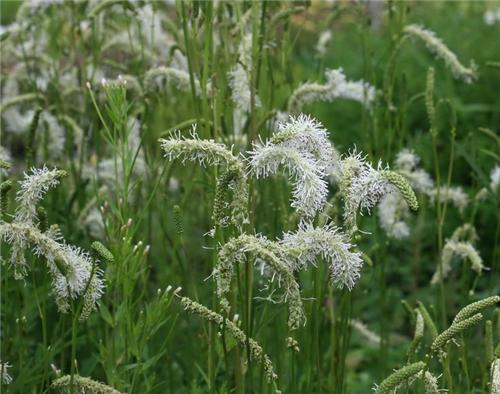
[
  {"xmin": 490, "ymin": 165, "xmax": 500, "ymax": 192},
  {"xmin": 228, "ymin": 63, "xmax": 261, "ymax": 113},
  {"xmin": 394, "ymin": 149, "xmax": 420, "ymax": 172},
  {"xmin": 484, "ymin": 9, "xmax": 500, "ymax": 25},
  {"xmin": 282, "ymin": 222, "xmax": 363, "ymax": 289},
  {"xmin": 1, "ymin": 78, "xmax": 66, "ymax": 159},
  {"xmin": 377, "ymin": 193, "xmax": 410, "ymax": 239},
  {"xmin": 430, "ymin": 186, "xmax": 468, "ymax": 212},
  {"xmin": 137, "ymin": 4, "xmax": 166, "ymax": 51},
  {"xmin": 1, "ymin": 222, "xmax": 105, "ymax": 315},
  {"xmin": 15, "ymin": 166, "xmax": 65, "ymax": 225},
  {"xmin": 404, "ymin": 24, "xmax": 477, "ymax": 83},
  {"xmin": 238, "ymin": 32, "xmax": 253, "ymax": 69},
  {"xmin": 340, "ymin": 152, "xmax": 393, "ymax": 232},
  {"xmin": 249, "ymin": 144, "xmax": 328, "ymax": 219},
  {"xmin": 144, "ymin": 66, "xmax": 204, "ymax": 95},
  {"xmin": 394, "ymin": 149, "xmax": 434, "ymax": 195},
  {"xmin": 404, "ymin": 168, "xmax": 434, "ymax": 195},
  {"xmin": 325, "ymin": 68, "xmax": 376, "ymax": 108},
  {"xmin": 2, "ymin": 107, "xmax": 33, "ymax": 134},
  {"xmin": 215, "ymin": 233, "xmax": 305, "ymax": 329},
  {"xmin": 0, "ymin": 361, "xmax": 12, "ymax": 384},
  {"xmin": 288, "ymin": 68, "xmax": 376, "ymax": 114},
  {"xmin": 270, "ymin": 114, "xmax": 339, "ymax": 175},
  {"xmin": 39, "ymin": 111, "xmax": 66, "ymax": 157},
  {"xmin": 316, "ymin": 30, "xmax": 332, "ymax": 56},
  {"xmin": 160, "ymin": 127, "xmax": 249, "ymax": 228},
  {"xmin": 351, "ymin": 319, "xmax": 381, "ymax": 346},
  {"xmin": 1, "ymin": 168, "xmax": 104, "ymax": 317},
  {"xmin": 160, "ymin": 127, "xmax": 241, "ymax": 169},
  {"xmin": 249, "ymin": 115, "xmax": 338, "ymax": 219},
  {"xmin": 83, "ymin": 208, "xmax": 105, "ymax": 240},
  {"xmin": 431, "ymin": 228, "xmax": 484, "ymax": 285},
  {"xmin": 16, "ymin": 0, "xmax": 65, "ymax": 18}
]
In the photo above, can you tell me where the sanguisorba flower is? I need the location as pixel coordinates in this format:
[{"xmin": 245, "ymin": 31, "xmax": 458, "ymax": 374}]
[
  {"xmin": 394, "ymin": 149, "xmax": 434, "ymax": 195},
  {"xmin": 282, "ymin": 222, "xmax": 363, "ymax": 290},
  {"xmin": 431, "ymin": 224, "xmax": 484, "ymax": 285},
  {"xmin": 0, "ymin": 167, "xmax": 104, "ymax": 317},
  {"xmin": 0, "ymin": 360, "xmax": 12, "ymax": 385},
  {"xmin": 315, "ymin": 30, "xmax": 332, "ymax": 57},
  {"xmin": 50, "ymin": 374, "xmax": 122, "ymax": 394},
  {"xmin": 249, "ymin": 141, "xmax": 328, "ymax": 220},
  {"xmin": 178, "ymin": 295, "xmax": 281, "ymax": 392},
  {"xmin": 339, "ymin": 152, "xmax": 392, "ymax": 233},
  {"xmin": 228, "ymin": 63, "xmax": 261, "ymax": 113},
  {"xmin": 249, "ymin": 115, "xmax": 335, "ymax": 220},
  {"xmin": 490, "ymin": 165, "xmax": 500, "ymax": 192},
  {"xmin": 15, "ymin": 166, "xmax": 66, "ymax": 226},
  {"xmin": 404, "ymin": 24, "xmax": 478, "ymax": 83},
  {"xmin": 430, "ymin": 186, "xmax": 468, "ymax": 212},
  {"xmin": 287, "ymin": 68, "xmax": 376, "ymax": 114},
  {"xmin": 214, "ymin": 233, "xmax": 305, "ymax": 330},
  {"xmin": 269, "ymin": 114, "xmax": 340, "ymax": 176},
  {"xmin": 144, "ymin": 66, "xmax": 205, "ymax": 95},
  {"xmin": 491, "ymin": 358, "xmax": 500, "ymax": 394},
  {"xmin": 159, "ymin": 126, "xmax": 249, "ymax": 228},
  {"xmin": 377, "ymin": 192, "xmax": 411, "ymax": 240}
]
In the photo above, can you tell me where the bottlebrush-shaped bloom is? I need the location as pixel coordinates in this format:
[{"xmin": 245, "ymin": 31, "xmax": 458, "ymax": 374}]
[
  {"xmin": 430, "ymin": 186, "xmax": 468, "ymax": 212},
  {"xmin": 394, "ymin": 149, "xmax": 434, "ymax": 195},
  {"xmin": 281, "ymin": 222, "xmax": 363, "ymax": 290},
  {"xmin": 340, "ymin": 152, "xmax": 393, "ymax": 233},
  {"xmin": 377, "ymin": 149, "xmax": 433, "ymax": 239},
  {"xmin": 214, "ymin": 234, "xmax": 305, "ymax": 330},
  {"xmin": 1, "ymin": 168, "xmax": 104, "ymax": 317},
  {"xmin": 490, "ymin": 165, "xmax": 500, "ymax": 192},
  {"xmin": 491, "ymin": 359, "xmax": 500, "ymax": 394},
  {"xmin": 228, "ymin": 63, "xmax": 261, "ymax": 113},
  {"xmin": 269, "ymin": 114, "xmax": 340, "ymax": 176},
  {"xmin": 178, "ymin": 295, "xmax": 280, "ymax": 389},
  {"xmin": 249, "ymin": 115, "xmax": 332, "ymax": 219},
  {"xmin": 0, "ymin": 222, "xmax": 104, "ymax": 316},
  {"xmin": 249, "ymin": 144, "xmax": 328, "ymax": 219},
  {"xmin": 144, "ymin": 66, "xmax": 206, "ymax": 95},
  {"xmin": 15, "ymin": 166, "xmax": 66, "ymax": 226},
  {"xmin": 316, "ymin": 30, "xmax": 332, "ymax": 57},
  {"xmin": 404, "ymin": 24, "xmax": 477, "ymax": 84},
  {"xmin": 0, "ymin": 361, "xmax": 12, "ymax": 385},
  {"xmin": 287, "ymin": 68, "xmax": 376, "ymax": 114},
  {"xmin": 377, "ymin": 193, "xmax": 411, "ymax": 240},
  {"xmin": 160, "ymin": 127, "xmax": 242, "ymax": 169},
  {"xmin": 431, "ymin": 224, "xmax": 483, "ymax": 285},
  {"xmin": 159, "ymin": 127, "xmax": 249, "ymax": 228},
  {"xmin": 50, "ymin": 375, "xmax": 122, "ymax": 394}
]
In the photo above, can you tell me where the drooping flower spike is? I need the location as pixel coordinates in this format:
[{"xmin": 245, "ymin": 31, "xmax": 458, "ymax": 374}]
[
  {"xmin": 214, "ymin": 233, "xmax": 305, "ymax": 330},
  {"xmin": 270, "ymin": 114, "xmax": 340, "ymax": 176},
  {"xmin": 282, "ymin": 222, "xmax": 363, "ymax": 290},
  {"xmin": 430, "ymin": 224, "xmax": 484, "ymax": 285},
  {"xmin": 404, "ymin": 24, "xmax": 478, "ymax": 84},
  {"xmin": 159, "ymin": 126, "xmax": 249, "ymax": 229},
  {"xmin": 339, "ymin": 152, "xmax": 392, "ymax": 233},
  {"xmin": 287, "ymin": 68, "xmax": 376, "ymax": 114},
  {"xmin": 249, "ymin": 115, "xmax": 337, "ymax": 220},
  {"xmin": 178, "ymin": 295, "xmax": 281, "ymax": 393},
  {"xmin": 249, "ymin": 143, "xmax": 328, "ymax": 220},
  {"xmin": 0, "ymin": 167, "xmax": 104, "ymax": 318},
  {"xmin": 50, "ymin": 374, "xmax": 122, "ymax": 394}
]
